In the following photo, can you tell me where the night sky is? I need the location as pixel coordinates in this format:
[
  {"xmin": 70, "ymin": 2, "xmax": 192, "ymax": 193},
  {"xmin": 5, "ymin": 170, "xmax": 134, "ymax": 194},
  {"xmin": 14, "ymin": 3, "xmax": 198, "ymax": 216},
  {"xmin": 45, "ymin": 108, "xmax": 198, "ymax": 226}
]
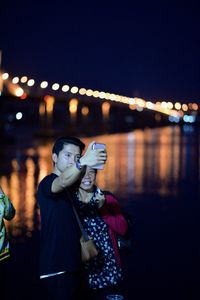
[{"xmin": 1, "ymin": 0, "xmax": 200, "ymax": 102}]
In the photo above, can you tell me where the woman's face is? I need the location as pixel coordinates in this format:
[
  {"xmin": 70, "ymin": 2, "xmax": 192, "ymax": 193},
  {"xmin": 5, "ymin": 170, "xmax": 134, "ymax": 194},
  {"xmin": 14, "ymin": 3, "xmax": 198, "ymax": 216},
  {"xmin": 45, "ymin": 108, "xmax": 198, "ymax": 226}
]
[{"xmin": 79, "ymin": 167, "xmax": 96, "ymax": 192}]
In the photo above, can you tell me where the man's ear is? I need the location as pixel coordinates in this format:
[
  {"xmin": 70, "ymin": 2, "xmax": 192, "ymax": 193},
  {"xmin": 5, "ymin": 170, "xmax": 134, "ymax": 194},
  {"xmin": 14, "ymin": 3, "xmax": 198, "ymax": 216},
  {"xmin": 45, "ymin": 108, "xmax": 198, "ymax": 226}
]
[{"xmin": 52, "ymin": 153, "xmax": 57, "ymax": 164}]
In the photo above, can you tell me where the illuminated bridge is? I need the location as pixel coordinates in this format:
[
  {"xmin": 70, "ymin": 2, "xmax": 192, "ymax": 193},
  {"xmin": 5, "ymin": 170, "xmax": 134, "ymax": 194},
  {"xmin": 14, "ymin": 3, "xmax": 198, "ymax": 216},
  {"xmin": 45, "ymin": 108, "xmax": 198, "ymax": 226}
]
[{"xmin": 0, "ymin": 70, "xmax": 199, "ymax": 141}]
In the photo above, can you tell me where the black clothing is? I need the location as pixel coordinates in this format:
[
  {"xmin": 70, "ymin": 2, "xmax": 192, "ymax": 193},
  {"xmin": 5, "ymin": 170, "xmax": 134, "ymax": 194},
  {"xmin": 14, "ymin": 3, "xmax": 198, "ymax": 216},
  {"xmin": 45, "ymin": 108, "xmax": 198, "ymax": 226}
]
[
  {"xmin": 42, "ymin": 271, "xmax": 84, "ymax": 300},
  {"xmin": 37, "ymin": 173, "xmax": 82, "ymax": 276}
]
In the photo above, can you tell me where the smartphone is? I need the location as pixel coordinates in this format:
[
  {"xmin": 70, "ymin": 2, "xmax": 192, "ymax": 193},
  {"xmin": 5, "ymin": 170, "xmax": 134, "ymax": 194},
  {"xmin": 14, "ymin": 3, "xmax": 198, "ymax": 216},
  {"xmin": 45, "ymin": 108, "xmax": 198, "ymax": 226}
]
[{"xmin": 92, "ymin": 143, "xmax": 106, "ymax": 170}]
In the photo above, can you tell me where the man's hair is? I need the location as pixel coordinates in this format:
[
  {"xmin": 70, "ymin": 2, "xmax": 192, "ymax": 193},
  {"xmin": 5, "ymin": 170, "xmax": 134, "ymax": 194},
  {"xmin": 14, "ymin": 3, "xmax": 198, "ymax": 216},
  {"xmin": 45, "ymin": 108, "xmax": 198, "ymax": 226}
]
[{"xmin": 52, "ymin": 136, "xmax": 85, "ymax": 155}]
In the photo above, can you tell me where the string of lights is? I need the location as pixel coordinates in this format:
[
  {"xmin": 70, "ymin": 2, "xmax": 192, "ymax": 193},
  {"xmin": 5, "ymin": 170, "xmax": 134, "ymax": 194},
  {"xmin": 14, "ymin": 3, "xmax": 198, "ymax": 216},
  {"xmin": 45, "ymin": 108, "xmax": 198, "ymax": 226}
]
[{"xmin": 0, "ymin": 71, "xmax": 198, "ymax": 123}]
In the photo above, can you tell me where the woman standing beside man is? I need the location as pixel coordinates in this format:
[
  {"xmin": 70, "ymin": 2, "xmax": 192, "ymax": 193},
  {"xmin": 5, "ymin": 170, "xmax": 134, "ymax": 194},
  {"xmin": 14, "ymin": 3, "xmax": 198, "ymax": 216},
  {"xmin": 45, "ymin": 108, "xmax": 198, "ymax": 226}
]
[{"xmin": 74, "ymin": 166, "xmax": 128, "ymax": 300}]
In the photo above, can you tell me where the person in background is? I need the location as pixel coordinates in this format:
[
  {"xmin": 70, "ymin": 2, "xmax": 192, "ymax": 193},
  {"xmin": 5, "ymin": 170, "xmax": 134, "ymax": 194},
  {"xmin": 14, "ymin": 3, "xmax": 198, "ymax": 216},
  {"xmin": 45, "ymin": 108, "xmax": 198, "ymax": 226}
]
[
  {"xmin": 74, "ymin": 166, "xmax": 128, "ymax": 300},
  {"xmin": 0, "ymin": 185, "xmax": 16, "ymax": 298},
  {"xmin": 37, "ymin": 136, "xmax": 107, "ymax": 300}
]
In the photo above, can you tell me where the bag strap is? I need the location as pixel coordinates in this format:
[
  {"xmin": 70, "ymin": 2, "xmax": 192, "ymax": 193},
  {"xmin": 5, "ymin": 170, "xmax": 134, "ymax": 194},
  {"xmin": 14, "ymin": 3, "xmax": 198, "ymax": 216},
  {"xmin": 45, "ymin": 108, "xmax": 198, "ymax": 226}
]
[{"xmin": 67, "ymin": 191, "xmax": 89, "ymax": 242}]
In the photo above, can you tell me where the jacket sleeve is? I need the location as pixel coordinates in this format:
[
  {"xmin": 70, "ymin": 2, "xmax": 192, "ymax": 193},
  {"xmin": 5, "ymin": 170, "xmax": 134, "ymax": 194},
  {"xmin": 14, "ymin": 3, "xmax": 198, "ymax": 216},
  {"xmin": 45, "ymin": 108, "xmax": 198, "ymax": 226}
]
[
  {"xmin": 3, "ymin": 195, "xmax": 16, "ymax": 220},
  {"xmin": 98, "ymin": 193, "xmax": 128, "ymax": 236}
]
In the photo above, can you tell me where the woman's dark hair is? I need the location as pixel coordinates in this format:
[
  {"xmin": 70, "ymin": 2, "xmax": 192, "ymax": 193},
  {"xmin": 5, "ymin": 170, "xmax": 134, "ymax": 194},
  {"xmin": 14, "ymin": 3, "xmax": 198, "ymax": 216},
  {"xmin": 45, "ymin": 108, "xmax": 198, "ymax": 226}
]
[{"xmin": 52, "ymin": 136, "xmax": 85, "ymax": 156}]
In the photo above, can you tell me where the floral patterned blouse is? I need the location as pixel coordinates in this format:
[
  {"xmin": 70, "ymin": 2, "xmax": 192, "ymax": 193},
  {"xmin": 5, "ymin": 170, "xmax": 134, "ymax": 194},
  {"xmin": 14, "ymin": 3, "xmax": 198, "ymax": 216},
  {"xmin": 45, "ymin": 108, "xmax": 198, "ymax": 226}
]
[{"xmin": 75, "ymin": 188, "xmax": 122, "ymax": 289}]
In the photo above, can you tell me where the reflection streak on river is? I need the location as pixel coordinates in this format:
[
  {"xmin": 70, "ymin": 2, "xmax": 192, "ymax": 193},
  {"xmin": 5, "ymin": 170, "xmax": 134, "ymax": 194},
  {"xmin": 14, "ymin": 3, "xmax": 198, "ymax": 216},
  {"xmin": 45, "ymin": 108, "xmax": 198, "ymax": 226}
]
[{"xmin": 0, "ymin": 125, "xmax": 199, "ymax": 238}]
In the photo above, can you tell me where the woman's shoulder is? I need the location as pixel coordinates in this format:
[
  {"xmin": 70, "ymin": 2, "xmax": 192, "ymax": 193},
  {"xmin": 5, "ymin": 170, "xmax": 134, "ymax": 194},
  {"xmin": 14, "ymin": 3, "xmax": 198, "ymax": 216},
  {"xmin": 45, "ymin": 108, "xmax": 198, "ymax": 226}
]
[{"xmin": 103, "ymin": 191, "xmax": 119, "ymax": 204}]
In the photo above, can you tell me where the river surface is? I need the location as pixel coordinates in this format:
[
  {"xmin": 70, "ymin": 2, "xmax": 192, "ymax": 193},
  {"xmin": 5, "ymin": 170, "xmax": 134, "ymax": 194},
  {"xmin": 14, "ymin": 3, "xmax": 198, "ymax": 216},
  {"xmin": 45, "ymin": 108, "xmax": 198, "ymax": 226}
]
[{"xmin": 0, "ymin": 125, "xmax": 200, "ymax": 299}]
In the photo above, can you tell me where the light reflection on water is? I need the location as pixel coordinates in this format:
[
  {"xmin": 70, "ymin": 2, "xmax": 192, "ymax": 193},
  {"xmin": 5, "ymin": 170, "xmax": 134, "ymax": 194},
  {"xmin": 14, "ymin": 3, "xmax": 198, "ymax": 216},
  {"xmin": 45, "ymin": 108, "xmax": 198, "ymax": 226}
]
[{"xmin": 0, "ymin": 125, "xmax": 199, "ymax": 238}]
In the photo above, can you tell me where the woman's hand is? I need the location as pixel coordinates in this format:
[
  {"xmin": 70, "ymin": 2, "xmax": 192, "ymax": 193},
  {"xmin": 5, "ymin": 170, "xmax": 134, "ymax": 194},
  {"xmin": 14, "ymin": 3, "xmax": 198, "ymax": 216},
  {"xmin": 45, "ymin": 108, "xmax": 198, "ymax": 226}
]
[{"xmin": 96, "ymin": 192, "xmax": 105, "ymax": 208}]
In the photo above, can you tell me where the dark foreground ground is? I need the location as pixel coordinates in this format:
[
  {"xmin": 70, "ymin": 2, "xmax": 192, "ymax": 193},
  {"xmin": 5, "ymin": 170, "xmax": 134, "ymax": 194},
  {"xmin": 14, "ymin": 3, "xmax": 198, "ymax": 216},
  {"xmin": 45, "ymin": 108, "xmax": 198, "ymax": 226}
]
[{"xmin": 3, "ymin": 190, "xmax": 200, "ymax": 300}]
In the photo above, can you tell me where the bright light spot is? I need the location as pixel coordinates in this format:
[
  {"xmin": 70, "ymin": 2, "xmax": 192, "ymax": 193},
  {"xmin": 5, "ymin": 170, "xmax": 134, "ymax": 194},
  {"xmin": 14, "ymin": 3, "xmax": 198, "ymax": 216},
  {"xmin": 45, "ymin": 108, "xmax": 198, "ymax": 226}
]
[
  {"xmin": 102, "ymin": 102, "xmax": 110, "ymax": 118},
  {"xmin": 69, "ymin": 98, "xmax": 78, "ymax": 113},
  {"xmin": 81, "ymin": 106, "xmax": 89, "ymax": 116},
  {"xmin": 117, "ymin": 95, "xmax": 122, "ymax": 102},
  {"xmin": 86, "ymin": 89, "xmax": 93, "ymax": 97},
  {"xmin": 175, "ymin": 102, "xmax": 181, "ymax": 110},
  {"xmin": 135, "ymin": 98, "xmax": 145, "ymax": 107},
  {"xmin": 109, "ymin": 94, "xmax": 117, "ymax": 101},
  {"xmin": 16, "ymin": 112, "xmax": 23, "ymax": 120},
  {"xmin": 129, "ymin": 98, "xmax": 135, "ymax": 105},
  {"xmin": 167, "ymin": 102, "xmax": 173, "ymax": 109},
  {"xmin": 136, "ymin": 106, "xmax": 143, "ymax": 112},
  {"xmin": 79, "ymin": 88, "xmax": 86, "ymax": 95},
  {"xmin": 52, "ymin": 83, "xmax": 59, "ymax": 90},
  {"xmin": 62, "ymin": 85, "xmax": 70, "ymax": 92},
  {"xmin": 2, "ymin": 73, "xmax": 9, "ymax": 80},
  {"xmin": 12, "ymin": 77, "xmax": 19, "ymax": 84},
  {"xmin": 27, "ymin": 79, "xmax": 35, "ymax": 87},
  {"xmin": 192, "ymin": 103, "xmax": 198, "ymax": 110},
  {"xmin": 129, "ymin": 104, "xmax": 136, "ymax": 110},
  {"xmin": 71, "ymin": 86, "xmax": 78, "ymax": 94},
  {"xmin": 146, "ymin": 101, "xmax": 154, "ymax": 109},
  {"xmin": 20, "ymin": 76, "xmax": 28, "ymax": 83},
  {"xmin": 155, "ymin": 101, "xmax": 161, "ymax": 106},
  {"xmin": 40, "ymin": 81, "xmax": 48, "ymax": 88},
  {"xmin": 93, "ymin": 90, "xmax": 99, "ymax": 98},
  {"xmin": 39, "ymin": 103, "xmax": 45, "ymax": 116},
  {"xmin": 15, "ymin": 88, "xmax": 24, "ymax": 97},
  {"xmin": 182, "ymin": 104, "xmax": 188, "ymax": 111},
  {"xmin": 183, "ymin": 115, "xmax": 196, "ymax": 123},
  {"xmin": 20, "ymin": 92, "xmax": 27, "ymax": 100},
  {"xmin": 105, "ymin": 93, "xmax": 110, "ymax": 100},
  {"xmin": 161, "ymin": 101, "xmax": 167, "ymax": 109},
  {"xmin": 99, "ymin": 92, "xmax": 106, "ymax": 99},
  {"xmin": 169, "ymin": 115, "xmax": 180, "ymax": 123}
]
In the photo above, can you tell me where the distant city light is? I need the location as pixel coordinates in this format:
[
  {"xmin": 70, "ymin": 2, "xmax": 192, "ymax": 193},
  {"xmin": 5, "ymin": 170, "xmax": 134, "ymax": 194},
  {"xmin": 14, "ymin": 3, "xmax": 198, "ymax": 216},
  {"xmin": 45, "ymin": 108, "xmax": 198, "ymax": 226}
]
[
  {"xmin": 79, "ymin": 88, "xmax": 86, "ymax": 95},
  {"xmin": 129, "ymin": 98, "xmax": 136, "ymax": 105},
  {"xmin": 192, "ymin": 103, "xmax": 198, "ymax": 110},
  {"xmin": 86, "ymin": 89, "xmax": 93, "ymax": 97},
  {"xmin": 182, "ymin": 104, "xmax": 188, "ymax": 111},
  {"xmin": 136, "ymin": 106, "xmax": 144, "ymax": 112},
  {"xmin": 27, "ymin": 79, "xmax": 35, "ymax": 86},
  {"xmin": 15, "ymin": 87, "xmax": 24, "ymax": 97},
  {"xmin": 12, "ymin": 77, "xmax": 19, "ymax": 84},
  {"xmin": 20, "ymin": 76, "xmax": 28, "ymax": 83},
  {"xmin": 169, "ymin": 116, "xmax": 180, "ymax": 123},
  {"xmin": 175, "ymin": 102, "xmax": 181, "ymax": 110},
  {"xmin": 52, "ymin": 83, "xmax": 59, "ymax": 90},
  {"xmin": 62, "ymin": 85, "xmax": 69, "ymax": 92},
  {"xmin": 99, "ymin": 91, "xmax": 106, "ymax": 99},
  {"xmin": 69, "ymin": 98, "xmax": 78, "ymax": 113},
  {"xmin": 2, "ymin": 73, "xmax": 9, "ymax": 80},
  {"xmin": 183, "ymin": 115, "xmax": 196, "ymax": 123},
  {"xmin": 92, "ymin": 90, "xmax": 99, "ymax": 98},
  {"xmin": 1, "ymin": 69, "xmax": 199, "ymax": 121},
  {"xmin": 161, "ymin": 101, "xmax": 168, "ymax": 109},
  {"xmin": 40, "ymin": 81, "xmax": 48, "ymax": 88},
  {"xmin": 16, "ymin": 112, "xmax": 23, "ymax": 120},
  {"xmin": 81, "ymin": 106, "xmax": 89, "ymax": 116},
  {"xmin": 167, "ymin": 102, "xmax": 173, "ymax": 109},
  {"xmin": 146, "ymin": 101, "xmax": 154, "ymax": 109},
  {"xmin": 71, "ymin": 86, "xmax": 78, "ymax": 94}
]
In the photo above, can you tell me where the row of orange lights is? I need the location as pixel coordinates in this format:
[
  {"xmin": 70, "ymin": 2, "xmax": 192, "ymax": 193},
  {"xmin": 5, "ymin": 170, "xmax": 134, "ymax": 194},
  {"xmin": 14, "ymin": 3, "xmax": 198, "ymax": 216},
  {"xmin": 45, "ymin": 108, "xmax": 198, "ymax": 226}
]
[{"xmin": 0, "ymin": 72, "xmax": 199, "ymax": 117}]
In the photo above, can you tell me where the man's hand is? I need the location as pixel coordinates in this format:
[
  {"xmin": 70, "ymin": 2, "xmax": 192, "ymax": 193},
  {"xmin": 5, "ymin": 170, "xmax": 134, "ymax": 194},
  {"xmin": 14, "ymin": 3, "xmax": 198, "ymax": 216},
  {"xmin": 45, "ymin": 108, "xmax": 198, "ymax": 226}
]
[{"xmin": 80, "ymin": 141, "xmax": 107, "ymax": 168}]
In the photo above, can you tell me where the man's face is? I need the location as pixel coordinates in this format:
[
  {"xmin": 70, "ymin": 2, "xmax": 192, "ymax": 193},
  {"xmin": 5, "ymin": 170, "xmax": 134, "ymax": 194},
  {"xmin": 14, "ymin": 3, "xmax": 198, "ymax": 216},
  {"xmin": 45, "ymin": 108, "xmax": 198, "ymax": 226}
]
[{"xmin": 53, "ymin": 143, "xmax": 81, "ymax": 173}]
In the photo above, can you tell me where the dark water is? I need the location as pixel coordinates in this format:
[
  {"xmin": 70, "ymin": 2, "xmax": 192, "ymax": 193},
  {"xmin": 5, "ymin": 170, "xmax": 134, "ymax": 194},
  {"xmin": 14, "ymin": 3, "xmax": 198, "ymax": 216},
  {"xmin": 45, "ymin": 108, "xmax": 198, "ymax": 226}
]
[{"xmin": 1, "ymin": 125, "xmax": 200, "ymax": 299}]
